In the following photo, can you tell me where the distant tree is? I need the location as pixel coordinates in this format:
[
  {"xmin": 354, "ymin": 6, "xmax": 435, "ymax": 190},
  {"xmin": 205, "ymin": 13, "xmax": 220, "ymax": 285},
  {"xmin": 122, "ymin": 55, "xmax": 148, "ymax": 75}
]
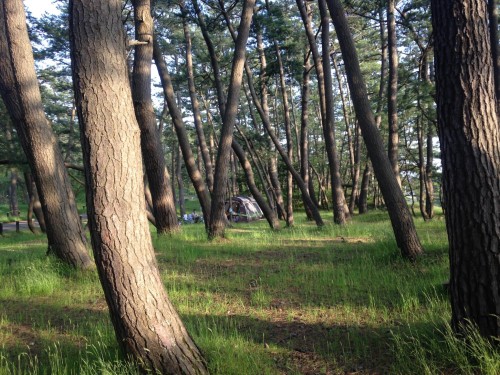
[
  {"xmin": 0, "ymin": 0, "xmax": 93, "ymax": 269},
  {"xmin": 432, "ymin": 0, "xmax": 500, "ymax": 338},
  {"xmin": 69, "ymin": 0, "xmax": 208, "ymax": 371}
]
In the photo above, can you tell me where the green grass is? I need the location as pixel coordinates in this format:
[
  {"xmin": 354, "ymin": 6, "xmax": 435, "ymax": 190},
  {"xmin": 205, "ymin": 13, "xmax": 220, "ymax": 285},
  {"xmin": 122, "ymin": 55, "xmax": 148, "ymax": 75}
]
[{"xmin": 0, "ymin": 209, "xmax": 498, "ymax": 374}]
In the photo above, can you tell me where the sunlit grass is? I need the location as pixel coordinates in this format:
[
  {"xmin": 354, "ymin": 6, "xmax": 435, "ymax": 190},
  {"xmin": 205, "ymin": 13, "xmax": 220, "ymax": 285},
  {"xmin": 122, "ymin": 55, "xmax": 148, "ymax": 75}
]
[{"xmin": 0, "ymin": 209, "xmax": 497, "ymax": 374}]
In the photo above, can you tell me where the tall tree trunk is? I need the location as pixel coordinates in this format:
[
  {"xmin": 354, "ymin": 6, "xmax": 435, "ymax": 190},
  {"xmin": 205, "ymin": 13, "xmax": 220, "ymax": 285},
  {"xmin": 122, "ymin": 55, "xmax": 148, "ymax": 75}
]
[
  {"xmin": 176, "ymin": 145, "xmax": 186, "ymax": 219},
  {"xmin": 416, "ymin": 114, "xmax": 429, "ymax": 221},
  {"xmin": 432, "ymin": 0, "xmax": 500, "ymax": 338},
  {"xmin": 153, "ymin": 38, "xmax": 211, "ymax": 226},
  {"xmin": 425, "ymin": 120, "xmax": 434, "ymax": 219},
  {"xmin": 8, "ymin": 169, "xmax": 18, "ymax": 216},
  {"xmin": 181, "ymin": 1, "xmax": 214, "ymax": 193},
  {"xmin": 273, "ymin": 41, "xmax": 294, "ymax": 226},
  {"xmin": 132, "ymin": 0, "xmax": 178, "ymax": 235},
  {"xmin": 326, "ymin": 0, "xmax": 423, "ymax": 260},
  {"xmin": 297, "ymin": 0, "xmax": 346, "ymax": 224},
  {"xmin": 0, "ymin": 0, "xmax": 92, "ymax": 269},
  {"xmin": 358, "ymin": 163, "xmax": 371, "ymax": 214},
  {"xmin": 208, "ymin": 0, "xmax": 256, "ymax": 239},
  {"xmin": 300, "ymin": 53, "xmax": 314, "ymax": 220},
  {"xmin": 387, "ymin": 0, "xmax": 401, "ymax": 186},
  {"xmin": 69, "ymin": 0, "xmax": 208, "ymax": 371}
]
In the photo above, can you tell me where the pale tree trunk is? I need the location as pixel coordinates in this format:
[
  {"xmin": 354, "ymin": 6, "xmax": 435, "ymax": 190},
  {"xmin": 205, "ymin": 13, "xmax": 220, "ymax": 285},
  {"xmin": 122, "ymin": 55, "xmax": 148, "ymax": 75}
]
[
  {"xmin": 9, "ymin": 170, "xmax": 18, "ymax": 216},
  {"xmin": 0, "ymin": 0, "xmax": 92, "ymax": 269},
  {"xmin": 327, "ymin": 0, "xmax": 423, "ymax": 261},
  {"xmin": 387, "ymin": 0, "xmax": 401, "ymax": 186},
  {"xmin": 24, "ymin": 172, "xmax": 47, "ymax": 233},
  {"xmin": 432, "ymin": 0, "xmax": 500, "ymax": 338},
  {"xmin": 132, "ymin": 0, "xmax": 178, "ymax": 235},
  {"xmin": 180, "ymin": 1, "xmax": 214, "ymax": 193},
  {"xmin": 208, "ymin": 0, "xmax": 255, "ymax": 239},
  {"xmin": 153, "ymin": 38, "xmax": 211, "ymax": 226},
  {"xmin": 69, "ymin": 0, "xmax": 208, "ymax": 372}
]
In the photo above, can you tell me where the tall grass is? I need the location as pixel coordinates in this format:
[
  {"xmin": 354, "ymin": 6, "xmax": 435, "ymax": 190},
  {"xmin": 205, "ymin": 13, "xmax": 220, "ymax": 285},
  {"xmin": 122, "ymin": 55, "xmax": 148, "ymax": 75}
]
[{"xmin": 0, "ymin": 210, "xmax": 498, "ymax": 373}]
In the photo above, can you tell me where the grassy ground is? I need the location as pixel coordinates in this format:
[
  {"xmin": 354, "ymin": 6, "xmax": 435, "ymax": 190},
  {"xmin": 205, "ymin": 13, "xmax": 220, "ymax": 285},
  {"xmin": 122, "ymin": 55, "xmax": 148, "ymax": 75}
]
[{"xmin": 0, "ymin": 209, "xmax": 499, "ymax": 374}]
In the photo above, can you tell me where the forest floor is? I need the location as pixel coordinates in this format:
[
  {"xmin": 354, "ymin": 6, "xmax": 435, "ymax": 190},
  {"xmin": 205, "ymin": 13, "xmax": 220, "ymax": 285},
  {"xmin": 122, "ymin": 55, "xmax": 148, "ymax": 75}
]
[{"xmin": 0, "ymin": 209, "xmax": 499, "ymax": 374}]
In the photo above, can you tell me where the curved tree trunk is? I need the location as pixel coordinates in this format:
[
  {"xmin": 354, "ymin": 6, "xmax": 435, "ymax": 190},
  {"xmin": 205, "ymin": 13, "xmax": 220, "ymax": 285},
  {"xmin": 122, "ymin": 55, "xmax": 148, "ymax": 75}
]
[
  {"xmin": 132, "ymin": 0, "xmax": 178, "ymax": 235},
  {"xmin": 153, "ymin": 38, "xmax": 211, "ymax": 227},
  {"xmin": 432, "ymin": 0, "xmax": 500, "ymax": 339},
  {"xmin": 69, "ymin": 0, "xmax": 208, "ymax": 372},
  {"xmin": 326, "ymin": 0, "xmax": 423, "ymax": 260},
  {"xmin": 232, "ymin": 140, "xmax": 280, "ymax": 230},
  {"xmin": 0, "ymin": 0, "xmax": 92, "ymax": 269},
  {"xmin": 180, "ymin": 1, "xmax": 214, "ymax": 193},
  {"xmin": 208, "ymin": 0, "xmax": 255, "ymax": 239},
  {"xmin": 24, "ymin": 171, "xmax": 47, "ymax": 233}
]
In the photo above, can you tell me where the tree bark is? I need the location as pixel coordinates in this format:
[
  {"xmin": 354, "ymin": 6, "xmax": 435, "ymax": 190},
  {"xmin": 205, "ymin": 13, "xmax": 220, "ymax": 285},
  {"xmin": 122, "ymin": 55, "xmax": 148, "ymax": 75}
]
[
  {"xmin": 488, "ymin": 0, "xmax": 500, "ymax": 114},
  {"xmin": 208, "ymin": 0, "xmax": 255, "ymax": 239},
  {"xmin": 132, "ymin": 0, "xmax": 178, "ymax": 235},
  {"xmin": 432, "ymin": 0, "xmax": 500, "ymax": 338},
  {"xmin": 0, "ymin": 0, "xmax": 92, "ymax": 269},
  {"xmin": 69, "ymin": 0, "xmax": 208, "ymax": 371},
  {"xmin": 327, "ymin": 0, "xmax": 423, "ymax": 260},
  {"xmin": 24, "ymin": 171, "xmax": 47, "ymax": 233}
]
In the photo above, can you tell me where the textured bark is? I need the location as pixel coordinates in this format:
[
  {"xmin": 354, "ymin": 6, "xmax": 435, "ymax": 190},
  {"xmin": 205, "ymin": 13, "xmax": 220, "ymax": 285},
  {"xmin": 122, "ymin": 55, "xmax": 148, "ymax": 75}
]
[
  {"xmin": 208, "ymin": 0, "xmax": 255, "ymax": 239},
  {"xmin": 153, "ymin": 38, "xmax": 211, "ymax": 226},
  {"xmin": 181, "ymin": 1, "xmax": 214, "ymax": 192},
  {"xmin": 132, "ymin": 0, "xmax": 178, "ymax": 235},
  {"xmin": 70, "ymin": 0, "xmax": 208, "ymax": 372},
  {"xmin": 488, "ymin": 0, "xmax": 500, "ymax": 114},
  {"xmin": 432, "ymin": 0, "xmax": 500, "ymax": 338},
  {"xmin": 0, "ymin": 0, "xmax": 92, "ymax": 269},
  {"xmin": 387, "ymin": 0, "xmax": 401, "ymax": 186},
  {"xmin": 358, "ymin": 164, "xmax": 371, "ymax": 214},
  {"xmin": 327, "ymin": 0, "xmax": 423, "ymax": 260}
]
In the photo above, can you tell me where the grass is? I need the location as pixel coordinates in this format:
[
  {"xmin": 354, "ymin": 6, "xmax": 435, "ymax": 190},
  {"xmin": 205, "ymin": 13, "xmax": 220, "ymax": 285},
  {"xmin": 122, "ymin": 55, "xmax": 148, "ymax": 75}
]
[{"xmin": 0, "ymin": 209, "xmax": 498, "ymax": 374}]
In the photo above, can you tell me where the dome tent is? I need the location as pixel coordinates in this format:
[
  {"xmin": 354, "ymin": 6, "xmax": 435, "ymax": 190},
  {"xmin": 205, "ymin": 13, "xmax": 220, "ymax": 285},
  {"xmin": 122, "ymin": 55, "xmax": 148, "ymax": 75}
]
[{"xmin": 225, "ymin": 196, "xmax": 264, "ymax": 222}]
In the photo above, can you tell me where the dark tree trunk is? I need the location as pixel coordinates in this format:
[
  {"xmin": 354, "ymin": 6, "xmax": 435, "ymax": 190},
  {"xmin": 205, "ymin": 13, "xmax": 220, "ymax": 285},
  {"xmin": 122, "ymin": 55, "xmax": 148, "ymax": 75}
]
[
  {"xmin": 176, "ymin": 146, "xmax": 186, "ymax": 218},
  {"xmin": 208, "ymin": 0, "xmax": 255, "ymax": 239},
  {"xmin": 0, "ymin": 0, "xmax": 92, "ymax": 269},
  {"xmin": 327, "ymin": 0, "xmax": 423, "ymax": 260},
  {"xmin": 69, "ymin": 0, "xmax": 208, "ymax": 371},
  {"xmin": 488, "ymin": 0, "xmax": 500, "ymax": 114},
  {"xmin": 358, "ymin": 163, "xmax": 370, "ymax": 214},
  {"xmin": 432, "ymin": 0, "xmax": 500, "ymax": 338},
  {"xmin": 425, "ymin": 121, "xmax": 434, "ymax": 219},
  {"xmin": 8, "ymin": 170, "xmax": 18, "ymax": 216},
  {"xmin": 153, "ymin": 38, "xmax": 211, "ymax": 227},
  {"xmin": 132, "ymin": 0, "xmax": 178, "ymax": 235}
]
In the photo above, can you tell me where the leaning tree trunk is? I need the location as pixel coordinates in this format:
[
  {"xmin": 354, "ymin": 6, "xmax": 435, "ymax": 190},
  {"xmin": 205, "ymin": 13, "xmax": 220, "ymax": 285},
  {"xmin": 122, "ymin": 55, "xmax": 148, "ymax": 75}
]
[
  {"xmin": 327, "ymin": 0, "xmax": 423, "ymax": 261},
  {"xmin": 0, "ymin": 0, "xmax": 93, "ymax": 269},
  {"xmin": 432, "ymin": 0, "xmax": 500, "ymax": 338},
  {"xmin": 24, "ymin": 171, "xmax": 47, "ymax": 233},
  {"xmin": 69, "ymin": 0, "xmax": 208, "ymax": 372},
  {"xmin": 132, "ymin": 0, "xmax": 178, "ymax": 235},
  {"xmin": 208, "ymin": 0, "xmax": 255, "ymax": 239}
]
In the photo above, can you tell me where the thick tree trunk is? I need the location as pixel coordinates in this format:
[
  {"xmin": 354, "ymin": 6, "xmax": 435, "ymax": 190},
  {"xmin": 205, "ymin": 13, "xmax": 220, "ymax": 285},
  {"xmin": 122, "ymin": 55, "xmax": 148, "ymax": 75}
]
[
  {"xmin": 432, "ymin": 0, "xmax": 500, "ymax": 338},
  {"xmin": 327, "ymin": 0, "xmax": 423, "ymax": 260},
  {"xmin": 488, "ymin": 0, "xmax": 500, "ymax": 114},
  {"xmin": 132, "ymin": 0, "xmax": 178, "ymax": 235},
  {"xmin": 387, "ymin": 0, "xmax": 401, "ymax": 186},
  {"xmin": 69, "ymin": 0, "xmax": 208, "ymax": 372},
  {"xmin": 208, "ymin": 0, "xmax": 255, "ymax": 239},
  {"xmin": 0, "ymin": 0, "xmax": 92, "ymax": 269},
  {"xmin": 153, "ymin": 38, "xmax": 211, "ymax": 226}
]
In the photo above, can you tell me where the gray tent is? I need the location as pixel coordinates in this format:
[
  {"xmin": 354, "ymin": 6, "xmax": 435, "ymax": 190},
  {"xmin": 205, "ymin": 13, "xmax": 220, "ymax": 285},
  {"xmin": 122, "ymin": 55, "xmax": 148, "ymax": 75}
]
[{"xmin": 225, "ymin": 196, "xmax": 264, "ymax": 222}]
